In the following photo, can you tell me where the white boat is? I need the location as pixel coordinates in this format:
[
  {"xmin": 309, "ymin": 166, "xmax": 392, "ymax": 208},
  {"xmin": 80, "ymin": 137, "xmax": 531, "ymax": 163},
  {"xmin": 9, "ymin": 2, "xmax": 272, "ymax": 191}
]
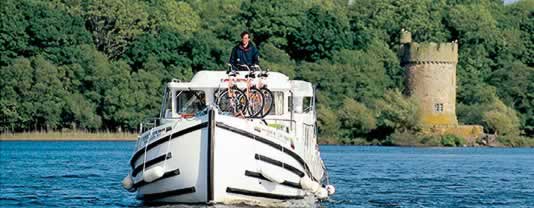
[{"xmin": 122, "ymin": 70, "xmax": 334, "ymax": 206}]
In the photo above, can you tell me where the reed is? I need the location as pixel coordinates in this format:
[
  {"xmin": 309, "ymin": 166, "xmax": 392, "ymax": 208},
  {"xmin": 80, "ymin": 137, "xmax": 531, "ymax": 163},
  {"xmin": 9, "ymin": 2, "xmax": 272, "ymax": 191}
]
[{"xmin": 0, "ymin": 130, "xmax": 137, "ymax": 141}]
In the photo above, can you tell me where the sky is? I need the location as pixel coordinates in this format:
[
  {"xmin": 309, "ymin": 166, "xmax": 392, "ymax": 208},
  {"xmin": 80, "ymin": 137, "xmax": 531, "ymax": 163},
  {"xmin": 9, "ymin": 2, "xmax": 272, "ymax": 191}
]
[{"xmin": 503, "ymin": 0, "xmax": 519, "ymax": 4}]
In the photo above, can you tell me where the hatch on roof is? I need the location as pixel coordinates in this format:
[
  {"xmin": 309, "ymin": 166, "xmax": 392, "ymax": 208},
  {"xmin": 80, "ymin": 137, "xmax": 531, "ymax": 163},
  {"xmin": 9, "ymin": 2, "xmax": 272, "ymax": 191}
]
[{"xmin": 290, "ymin": 80, "xmax": 313, "ymax": 97}]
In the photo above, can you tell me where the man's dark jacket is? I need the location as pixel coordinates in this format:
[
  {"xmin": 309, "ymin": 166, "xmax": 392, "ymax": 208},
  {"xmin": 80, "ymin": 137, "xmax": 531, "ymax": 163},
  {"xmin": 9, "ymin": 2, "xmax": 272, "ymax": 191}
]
[{"xmin": 229, "ymin": 43, "xmax": 259, "ymax": 67}]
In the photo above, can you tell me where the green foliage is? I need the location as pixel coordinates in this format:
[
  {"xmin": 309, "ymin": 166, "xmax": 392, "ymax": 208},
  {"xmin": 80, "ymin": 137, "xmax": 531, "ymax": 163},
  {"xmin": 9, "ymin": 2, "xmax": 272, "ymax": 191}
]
[
  {"xmin": 147, "ymin": 0, "xmax": 200, "ymax": 35},
  {"xmin": 30, "ymin": 56, "xmax": 66, "ymax": 130},
  {"xmin": 338, "ymin": 98, "xmax": 377, "ymax": 139},
  {"xmin": 387, "ymin": 130, "xmax": 423, "ymax": 146},
  {"xmin": 299, "ymin": 44, "xmax": 392, "ymax": 106},
  {"xmin": 448, "ymin": 3, "xmax": 498, "ymax": 45},
  {"xmin": 497, "ymin": 135, "xmax": 534, "ymax": 147},
  {"xmin": 288, "ymin": 6, "xmax": 352, "ymax": 61},
  {"xmin": 459, "ymin": 96, "xmax": 522, "ymax": 137},
  {"xmin": 0, "ymin": 0, "xmax": 531, "ymax": 142},
  {"xmin": 440, "ymin": 134, "xmax": 465, "ymax": 147},
  {"xmin": 239, "ymin": 0, "xmax": 306, "ymax": 47},
  {"xmin": 316, "ymin": 105, "xmax": 340, "ymax": 138},
  {"xmin": 487, "ymin": 62, "xmax": 534, "ymax": 133},
  {"xmin": 0, "ymin": 58, "xmax": 34, "ymax": 131},
  {"xmin": 124, "ymin": 28, "xmax": 191, "ymax": 69},
  {"xmin": 64, "ymin": 93, "xmax": 102, "ymax": 130},
  {"xmin": 260, "ymin": 43, "xmax": 297, "ymax": 78},
  {"xmin": 482, "ymin": 99, "xmax": 521, "ymax": 136},
  {"xmin": 81, "ymin": 0, "xmax": 150, "ymax": 59},
  {"xmin": 373, "ymin": 90, "xmax": 421, "ymax": 132}
]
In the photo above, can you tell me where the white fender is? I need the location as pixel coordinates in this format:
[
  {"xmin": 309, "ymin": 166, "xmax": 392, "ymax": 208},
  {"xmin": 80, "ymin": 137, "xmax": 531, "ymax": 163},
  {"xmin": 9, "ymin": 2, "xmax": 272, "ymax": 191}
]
[
  {"xmin": 315, "ymin": 188, "xmax": 328, "ymax": 199},
  {"xmin": 299, "ymin": 176, "xmax": 313, "ymax": 190},
  {"xmin": 121, "ymin": 174, "xmax": 135, "ymax": 192},
  {"xmin": 259, "ymin": 165, "xmax": 285, "ymax": 184},
  {"xmin": 143, "ymin": 166, "xmax": 164, "ymax": 183},
  {"xmin": 326, "ymin": 185, "xmax": 336, "ymax": 195},
  {"xmin": 310, "ymin": 181, "xmax": 321, "ymax": 193}
]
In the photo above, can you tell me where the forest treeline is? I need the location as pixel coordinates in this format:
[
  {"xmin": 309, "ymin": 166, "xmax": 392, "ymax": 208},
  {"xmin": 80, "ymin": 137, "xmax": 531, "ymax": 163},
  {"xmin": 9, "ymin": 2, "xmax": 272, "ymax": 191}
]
[{"xmin": 0, "ymin": 0, "xmax": 532, "ymax": 145}]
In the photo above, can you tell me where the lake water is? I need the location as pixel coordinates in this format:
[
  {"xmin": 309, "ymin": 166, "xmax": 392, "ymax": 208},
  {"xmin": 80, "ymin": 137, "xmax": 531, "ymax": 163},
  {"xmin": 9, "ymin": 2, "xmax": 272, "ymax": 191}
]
[{"xmin": 1, "ymin": 142, "xmax": 533, "ymax": 207}]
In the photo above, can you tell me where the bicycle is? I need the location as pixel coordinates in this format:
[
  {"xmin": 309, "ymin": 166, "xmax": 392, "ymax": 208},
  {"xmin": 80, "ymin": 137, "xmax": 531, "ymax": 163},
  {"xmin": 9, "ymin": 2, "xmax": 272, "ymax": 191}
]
[
  {"xmin": 217, "ymin": 64, "xmax": 274, "ymax": 118},
  {"xmin": 239, "ymin": 64, "xmax": 265, "ymax": 118},
  {"xmin": 254, "ymin": 66, "xmax": 274, "ymax": 117},
  {"xmin": 216, "ymin": 66, "xmax": 248, "ymax": 117}
]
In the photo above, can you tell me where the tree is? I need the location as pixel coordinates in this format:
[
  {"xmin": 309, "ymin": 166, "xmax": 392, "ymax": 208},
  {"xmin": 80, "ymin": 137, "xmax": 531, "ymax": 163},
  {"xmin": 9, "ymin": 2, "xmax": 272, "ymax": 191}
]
[
  {"xmin": 63, "ymin": 93, "xmax": 102, "ymax": 130},
  {"xmin": 147, "ymin": 0, "xmax": 200, "ymax": 35},
  {"xmin": 288, "ymin": 6, "xmax": 352, "ymax": 61},
  {"xmin": 82, "ymin": 0, "xmax": 149, "ymax": 59},
  {"xmin": 372, "ymin": 90, "xmax": 421, "ymax": 132},
  {"xmin": 482, "ymin": 99, "xmax": 521, "ymax": 136},
  {"xmin": 338, "ymin": 98, "xmax": 376, "ymax": 139},
  {"xmin": 0, "ymin": 58, "xmax": 34, "ymax": 131},
  {"xmin": 316, "ymin": 105, "xmax": 340, "ymax": 139},
  {"xmin": 239, "ymin": 0, "xmax": 306, "ymax": 47},
  {"xmin": 185, "ymin": 30, "xmax": 230, "ymax": 72},
  {"xmin": 0, "ymin": 0, "xmax": 30, "ymax": 66},
  {"xmin": 260, "ymin": 43, "xmax": 297, "ymax": 78},
  {"xmin": 488, "ymin": 62, "xmax": 534, "ymax": 135},
  {"xmin": 30, "ymin": 56, "xmax": 66, "ymax": 131}
]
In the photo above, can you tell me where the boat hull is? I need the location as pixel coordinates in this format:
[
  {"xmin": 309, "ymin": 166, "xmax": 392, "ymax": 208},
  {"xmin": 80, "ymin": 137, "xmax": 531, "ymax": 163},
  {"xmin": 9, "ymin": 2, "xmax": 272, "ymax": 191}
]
[{"xmin": 129, "ymin": 110, "xmax": 321, "ymax": 205}]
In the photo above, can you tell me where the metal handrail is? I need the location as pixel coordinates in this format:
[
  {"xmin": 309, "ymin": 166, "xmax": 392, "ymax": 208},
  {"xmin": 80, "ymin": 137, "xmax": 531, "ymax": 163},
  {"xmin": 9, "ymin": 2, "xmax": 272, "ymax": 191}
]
[{"xmin": 262, "ymin": 118, "xmax": 297, "ymax": 136}]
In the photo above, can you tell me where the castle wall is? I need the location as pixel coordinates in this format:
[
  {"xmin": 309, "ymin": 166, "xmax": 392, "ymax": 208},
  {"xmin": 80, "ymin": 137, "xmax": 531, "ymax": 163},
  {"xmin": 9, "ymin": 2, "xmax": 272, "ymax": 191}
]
[
  {"xmin": 398, "ymin": 31, "xmax": 484, "ymax": 142},
  {"xmin": 400, "ymin": 41, "xmax": 459, "ymax": 127},
  {"xmin": 405, "ymin": 63, "xmax": 458, "ymax": 126}
]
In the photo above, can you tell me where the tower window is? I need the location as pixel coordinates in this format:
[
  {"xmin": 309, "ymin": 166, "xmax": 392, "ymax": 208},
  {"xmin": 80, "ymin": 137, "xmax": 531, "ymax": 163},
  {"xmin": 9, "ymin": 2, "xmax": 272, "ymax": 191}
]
[{"xmin": 434, "ymin": 103, "xmax": 444, "ymax": 112}]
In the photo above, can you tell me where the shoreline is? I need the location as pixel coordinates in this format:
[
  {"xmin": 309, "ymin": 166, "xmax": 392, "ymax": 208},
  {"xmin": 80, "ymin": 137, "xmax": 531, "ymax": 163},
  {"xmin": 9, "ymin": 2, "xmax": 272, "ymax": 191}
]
[
  {"xmin": 0, "ymin": 132, "xmax": 137, "ymax": 141},
  {"xmin": 2, "ymin": 133, "xmax": 532, "ymax": 147}
]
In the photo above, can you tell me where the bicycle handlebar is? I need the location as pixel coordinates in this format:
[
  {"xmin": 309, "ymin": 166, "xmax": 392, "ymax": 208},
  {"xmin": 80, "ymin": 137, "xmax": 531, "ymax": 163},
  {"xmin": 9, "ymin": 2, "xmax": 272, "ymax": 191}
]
[{"xmin": 227, "ymin": 63, "xmax": 269, "ymax": 77}]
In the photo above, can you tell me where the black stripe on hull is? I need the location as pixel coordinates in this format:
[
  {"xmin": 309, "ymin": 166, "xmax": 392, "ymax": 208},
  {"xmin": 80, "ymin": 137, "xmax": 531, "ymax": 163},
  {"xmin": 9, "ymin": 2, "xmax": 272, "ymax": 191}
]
[
  {"xmin": 244, "ymin": 170, "xmax": 302, "ymax": 189},
  {"xmin": 226, "ymin": 187, "xmax": 304, "ymax": 200},
  {"xmin": 132, "ymin": 153, "xmax": 171, "ymax": 177},
  {"xmin": 207, "ymin": 109, "xmax": 215, "ymax": 202},
  {"xmin": 215, "ymin": 122, "xmax": 318, "ymax": 182},
  {"xmin": 133, "ymin": 168, "xmax": 181, "ymax": 189},
  {"xmin": 130, "ymin": 122, "xmax": 208, "ymax": 168},
  {"xmin": 138, "ymin": 186, "xmax": 196, "ymax": 201},
  {"xmin": 254, "ymin": 154, "xmax": 305, "ymax": 177}
]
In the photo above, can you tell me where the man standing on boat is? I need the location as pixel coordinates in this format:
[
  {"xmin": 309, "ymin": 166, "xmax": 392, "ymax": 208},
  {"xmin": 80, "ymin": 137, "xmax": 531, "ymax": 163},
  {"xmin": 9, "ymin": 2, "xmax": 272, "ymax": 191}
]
[{"xmin": 228, "ymin": 31, "xmax": 259, "ymax": 74}]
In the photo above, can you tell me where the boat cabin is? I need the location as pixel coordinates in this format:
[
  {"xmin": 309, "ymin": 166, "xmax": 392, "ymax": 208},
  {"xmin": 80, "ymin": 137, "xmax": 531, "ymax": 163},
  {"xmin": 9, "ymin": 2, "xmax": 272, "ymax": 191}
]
[{"xmin": 159, "ymin": 70, "xmax": 317, "ymax": 142}]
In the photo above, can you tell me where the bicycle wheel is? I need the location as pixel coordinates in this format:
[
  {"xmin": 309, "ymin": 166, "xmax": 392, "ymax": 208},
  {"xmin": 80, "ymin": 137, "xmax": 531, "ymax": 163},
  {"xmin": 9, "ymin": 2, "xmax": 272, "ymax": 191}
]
[
  {"xmin": 217, "ymin": 88, "xmax": 248, "ymax": 115},
  {"xmin": 259, "ymin": 87, "xmax": 274, "ymax": 117},
  {"xmin": 245, "ymin": 88, "xmax": 264, "ymax": 118}
]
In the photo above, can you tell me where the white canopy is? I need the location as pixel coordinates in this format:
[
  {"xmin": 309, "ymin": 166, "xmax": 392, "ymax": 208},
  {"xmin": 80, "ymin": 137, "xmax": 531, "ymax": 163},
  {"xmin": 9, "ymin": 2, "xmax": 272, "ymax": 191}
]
[
  {"xmin": 167, "ymin": 70, "xmax": 292, "ymax": 91},
  {"xmin": 290, "ymin": 80, "xmax": 314, "ymax": 97}
]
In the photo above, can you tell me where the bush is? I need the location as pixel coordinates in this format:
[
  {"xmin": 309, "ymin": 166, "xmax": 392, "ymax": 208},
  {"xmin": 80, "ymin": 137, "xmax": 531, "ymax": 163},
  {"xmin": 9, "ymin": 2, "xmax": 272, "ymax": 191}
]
[
  {"xmin": 441, "ymin": 134, "xmax": 465, "ymax": 147},
  {"xmin": 420, "ymin": 135, "xmax": 441, "ymax": 146},
  {"xmin": 497, "ymin": 136, "xmax": 534, "ymax": 147},
  {"xmin": 387, "ymin": 130, "xmax": 420, "ymax": 146},
  {"xmin": 482, "ymin": 99, "xmax": 521, "ymax": 136}
]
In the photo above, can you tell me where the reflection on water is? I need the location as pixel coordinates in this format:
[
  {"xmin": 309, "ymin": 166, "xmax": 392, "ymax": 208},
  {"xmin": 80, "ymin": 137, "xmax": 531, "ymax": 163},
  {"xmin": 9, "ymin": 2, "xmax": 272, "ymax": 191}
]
[{"xmin": 1, "ymin": 142, "xmax": 533, "ymax": 207}]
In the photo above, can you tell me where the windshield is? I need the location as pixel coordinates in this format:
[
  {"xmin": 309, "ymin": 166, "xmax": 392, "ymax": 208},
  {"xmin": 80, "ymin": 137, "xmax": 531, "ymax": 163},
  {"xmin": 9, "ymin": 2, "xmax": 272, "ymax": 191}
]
[{"xmin": 176, "ymin": 90, "xmax": 206, "ymax": 114}]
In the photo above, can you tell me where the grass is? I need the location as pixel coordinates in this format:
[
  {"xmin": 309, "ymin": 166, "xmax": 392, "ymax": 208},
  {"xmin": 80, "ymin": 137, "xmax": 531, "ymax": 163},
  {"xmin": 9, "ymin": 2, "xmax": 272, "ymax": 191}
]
[
  {"xmin": 318, "ymin": 132, "xmax": 534, "ymax": 147},
  {"xmin": 0, "ymin": 131, "xmax": 138, "ymax": 141}
]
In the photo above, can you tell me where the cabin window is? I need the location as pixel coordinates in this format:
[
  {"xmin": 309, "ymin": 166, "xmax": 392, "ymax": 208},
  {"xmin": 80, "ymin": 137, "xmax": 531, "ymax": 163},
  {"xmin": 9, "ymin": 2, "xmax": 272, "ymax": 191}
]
[
  {"xmin": 303, "ymin": 123, "xmax": 314, "ymax": 149},
  {"xmin": 290, "ymin": 96, "xmax": 313, "ymax": 113},
  {"xmin": 176, "ymin": 91, "xmax": 206, "ymax": 114},
  {"xmin": 303, "ymin": 97, "xmax": 313, "ymax": 113},
  {"xmin": 271, "ymin": 91, "xmax": 284, "ymax": 115},
  {"xmin": 161, "ymin": 88, "xmax": 173, "ymax": 118}
]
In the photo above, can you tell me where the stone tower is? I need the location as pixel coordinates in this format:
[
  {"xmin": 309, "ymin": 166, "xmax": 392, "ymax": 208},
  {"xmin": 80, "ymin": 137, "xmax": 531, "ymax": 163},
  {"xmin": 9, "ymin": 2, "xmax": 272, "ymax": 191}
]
[
  {"xmin": 399, "ymin": 31, "xmax": 458, "ymax": 127},
  {"xmin": 398, "ymin": 30, "xmax": 484, "ymax": 143}
]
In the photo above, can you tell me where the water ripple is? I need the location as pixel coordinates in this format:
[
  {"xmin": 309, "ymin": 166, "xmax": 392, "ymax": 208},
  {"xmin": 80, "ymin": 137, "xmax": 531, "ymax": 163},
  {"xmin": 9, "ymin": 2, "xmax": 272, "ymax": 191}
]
[{"xmin": 1, "ymin": 142, "xmax": 534, "ymax": 207}]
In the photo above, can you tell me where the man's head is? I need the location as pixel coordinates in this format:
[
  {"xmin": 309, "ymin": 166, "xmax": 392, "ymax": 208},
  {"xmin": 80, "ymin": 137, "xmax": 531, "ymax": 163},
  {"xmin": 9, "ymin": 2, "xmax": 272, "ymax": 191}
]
[{"xmin": 240, "ymin": 31, "xmax": 250, "ymax": 46}]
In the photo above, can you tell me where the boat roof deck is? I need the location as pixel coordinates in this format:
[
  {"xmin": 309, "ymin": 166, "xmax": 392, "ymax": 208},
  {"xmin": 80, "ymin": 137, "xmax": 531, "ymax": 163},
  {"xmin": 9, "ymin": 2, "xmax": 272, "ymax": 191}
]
[{"xmin": 168, "ymin": 70, "xmax": 313, "ymax": 96}]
